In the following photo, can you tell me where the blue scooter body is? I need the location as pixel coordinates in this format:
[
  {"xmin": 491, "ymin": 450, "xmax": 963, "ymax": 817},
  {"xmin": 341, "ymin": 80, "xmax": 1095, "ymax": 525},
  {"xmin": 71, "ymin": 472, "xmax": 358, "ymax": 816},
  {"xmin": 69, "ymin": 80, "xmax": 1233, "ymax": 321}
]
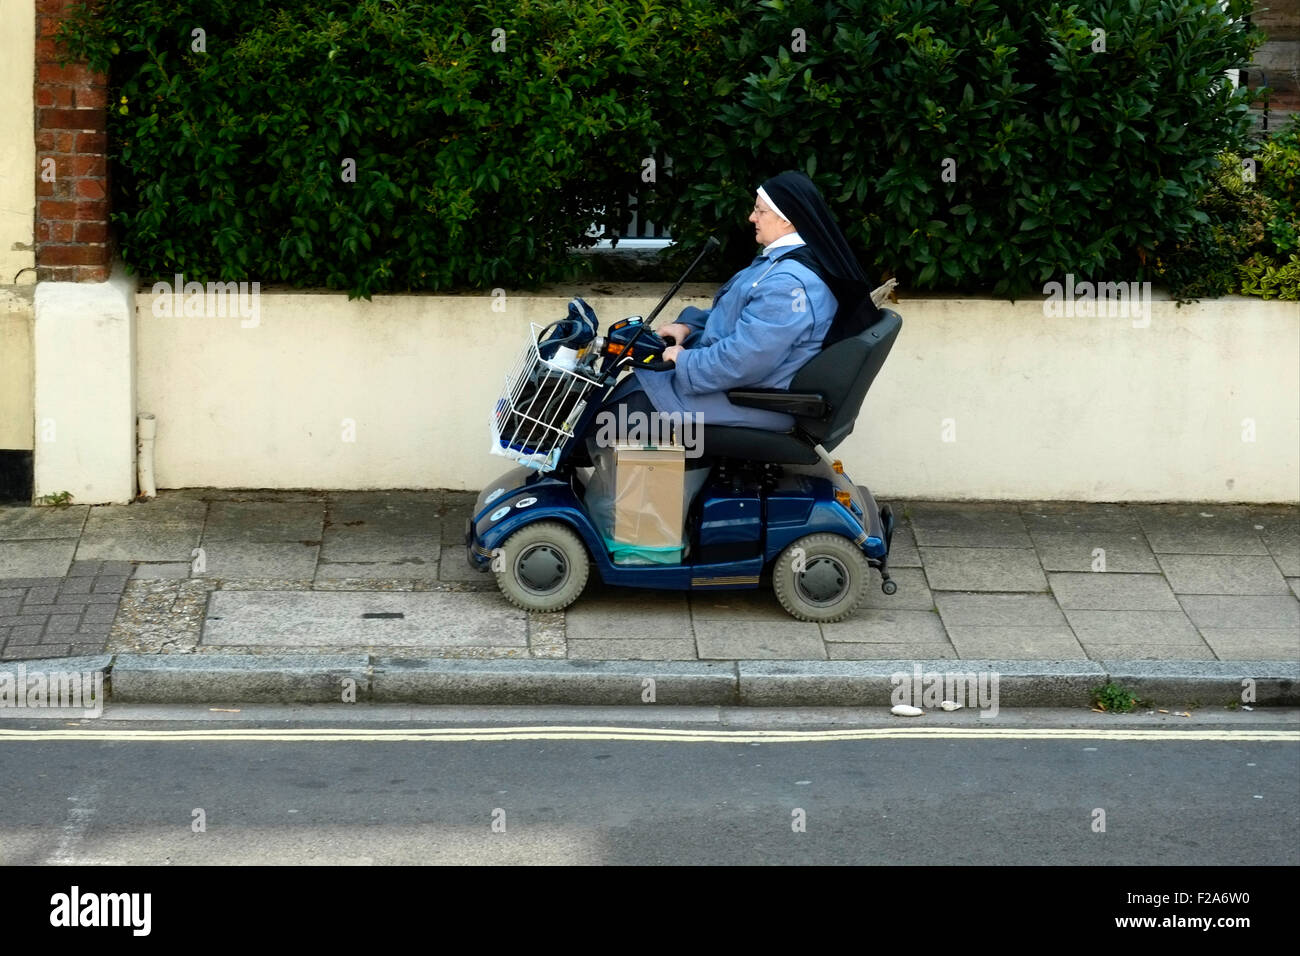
[{"xmin": 465, "ymin": 460, "xmax": 893, "ymax": 591}]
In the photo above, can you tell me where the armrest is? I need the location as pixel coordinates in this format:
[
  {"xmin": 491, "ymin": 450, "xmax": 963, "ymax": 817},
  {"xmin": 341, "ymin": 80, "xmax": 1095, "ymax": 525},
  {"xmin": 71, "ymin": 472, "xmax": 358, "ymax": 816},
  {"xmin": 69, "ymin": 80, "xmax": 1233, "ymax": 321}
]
[{"xmin": 727, "ymin": 388, "xmax": 828, "ymax": 418}]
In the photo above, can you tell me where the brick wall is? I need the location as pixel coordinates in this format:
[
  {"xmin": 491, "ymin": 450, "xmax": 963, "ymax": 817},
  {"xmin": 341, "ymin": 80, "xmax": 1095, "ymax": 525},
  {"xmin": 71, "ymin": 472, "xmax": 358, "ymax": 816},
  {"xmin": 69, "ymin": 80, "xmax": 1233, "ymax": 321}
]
[{"xmin": 33, "ymin": 0, "xmax": 111, "ymax": 282}]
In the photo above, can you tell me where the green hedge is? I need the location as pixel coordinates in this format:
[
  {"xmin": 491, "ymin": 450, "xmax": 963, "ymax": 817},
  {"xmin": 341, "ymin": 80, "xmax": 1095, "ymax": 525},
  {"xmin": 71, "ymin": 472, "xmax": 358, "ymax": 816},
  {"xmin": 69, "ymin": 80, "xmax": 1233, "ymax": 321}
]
[
  {"xmin": 61, "ymin": 0, "xmax": 1265, "ymax": 299},
  {"xmin": 1152, "ymin": 116, "xmax": 1300, "ymax": 301}
]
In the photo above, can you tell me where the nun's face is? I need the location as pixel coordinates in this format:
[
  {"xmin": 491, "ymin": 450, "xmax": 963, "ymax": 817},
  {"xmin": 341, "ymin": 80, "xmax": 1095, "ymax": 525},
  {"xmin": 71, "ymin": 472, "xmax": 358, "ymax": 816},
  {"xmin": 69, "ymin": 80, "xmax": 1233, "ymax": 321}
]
[{"xmin": 749, "ymin": 196, "xmax": 796, "ymax": 248}]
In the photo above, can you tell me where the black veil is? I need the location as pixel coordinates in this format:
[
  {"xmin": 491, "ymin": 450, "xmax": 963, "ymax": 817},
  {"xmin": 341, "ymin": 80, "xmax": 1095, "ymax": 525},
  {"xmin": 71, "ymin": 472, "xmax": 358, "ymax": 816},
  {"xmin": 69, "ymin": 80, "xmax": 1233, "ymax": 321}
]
[{"xmin": 761, "ymin": 170, "xmax": 882, "ymax": 348}]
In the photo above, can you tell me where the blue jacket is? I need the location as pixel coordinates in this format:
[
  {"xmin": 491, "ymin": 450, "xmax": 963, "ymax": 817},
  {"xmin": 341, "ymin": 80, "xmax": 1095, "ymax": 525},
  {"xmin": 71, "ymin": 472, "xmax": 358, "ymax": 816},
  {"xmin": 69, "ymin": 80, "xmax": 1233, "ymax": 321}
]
[{"xmin": 635, "ymin": 243, "xmax": 836, "ymax": 430}]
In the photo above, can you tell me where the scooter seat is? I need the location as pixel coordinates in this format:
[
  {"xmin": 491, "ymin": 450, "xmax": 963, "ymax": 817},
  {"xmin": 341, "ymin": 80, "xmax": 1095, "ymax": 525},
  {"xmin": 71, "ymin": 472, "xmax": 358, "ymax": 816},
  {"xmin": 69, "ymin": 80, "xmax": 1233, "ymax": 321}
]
[
  {"xmin": 711, "ymin": 309, "xmax": 902, "ymax": 464},
  {"xmin": 700, "ymin": 425, "xmax": 820, "ymax": 464}
]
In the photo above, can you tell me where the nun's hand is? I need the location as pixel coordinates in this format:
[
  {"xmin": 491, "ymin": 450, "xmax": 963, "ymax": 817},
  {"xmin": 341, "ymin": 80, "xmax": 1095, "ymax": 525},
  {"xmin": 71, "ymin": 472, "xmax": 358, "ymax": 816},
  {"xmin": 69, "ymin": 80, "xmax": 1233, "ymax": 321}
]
[
  {"xmin": 657, "ymin": 323, "xmax": 692, "ymax": 346},
  {"xmin": 662, "ymin": 345, "xmax": 684, "ymax": 363}
]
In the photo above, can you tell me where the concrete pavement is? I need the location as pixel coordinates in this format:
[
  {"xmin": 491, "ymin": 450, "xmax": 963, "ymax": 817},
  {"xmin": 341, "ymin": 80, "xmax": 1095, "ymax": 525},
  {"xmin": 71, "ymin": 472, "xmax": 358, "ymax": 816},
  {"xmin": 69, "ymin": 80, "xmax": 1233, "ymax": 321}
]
[{"xmin": 1, "ymin": 489, "xmax": 1297, "ymax": 707}]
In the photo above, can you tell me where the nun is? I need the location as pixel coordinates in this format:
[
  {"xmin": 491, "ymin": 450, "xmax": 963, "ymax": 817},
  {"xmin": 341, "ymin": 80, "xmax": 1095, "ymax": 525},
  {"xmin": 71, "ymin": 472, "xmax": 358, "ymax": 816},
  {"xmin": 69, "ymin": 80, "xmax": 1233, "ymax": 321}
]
[{"xmin": 610, "ymin": 169, "xmax": 881, "ymax": 434}]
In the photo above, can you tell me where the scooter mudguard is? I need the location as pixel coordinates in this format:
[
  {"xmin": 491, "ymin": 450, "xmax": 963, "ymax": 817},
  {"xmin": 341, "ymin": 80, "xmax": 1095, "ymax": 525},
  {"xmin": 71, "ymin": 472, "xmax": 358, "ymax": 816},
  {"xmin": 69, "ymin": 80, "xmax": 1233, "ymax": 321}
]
[
  {"xmin": 465, "ymin": 466, "xmax": 593, "ymax": 572},
  {"xmin": 763, "ymin": 467, "xmax": 889, "ymax": 562}
]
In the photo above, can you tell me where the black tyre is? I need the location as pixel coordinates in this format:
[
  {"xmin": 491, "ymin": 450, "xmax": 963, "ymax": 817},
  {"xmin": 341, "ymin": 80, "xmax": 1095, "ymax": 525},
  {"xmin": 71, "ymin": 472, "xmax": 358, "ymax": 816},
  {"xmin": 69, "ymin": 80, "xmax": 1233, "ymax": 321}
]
[
  {"xmin": 773, "ymin": 533, "xmax": 869, "ymax": 623},
  {"xmin": 493, "ymin": 521, "xmax": 590, "ymax": 613}
]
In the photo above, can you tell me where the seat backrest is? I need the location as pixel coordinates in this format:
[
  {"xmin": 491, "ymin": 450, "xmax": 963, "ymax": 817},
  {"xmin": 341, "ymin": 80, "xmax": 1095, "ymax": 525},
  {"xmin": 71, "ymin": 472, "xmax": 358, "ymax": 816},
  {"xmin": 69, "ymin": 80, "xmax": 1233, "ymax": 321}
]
[{"xmin": 789, "ymin": 308, "xmax": 902, "ymax": 450}]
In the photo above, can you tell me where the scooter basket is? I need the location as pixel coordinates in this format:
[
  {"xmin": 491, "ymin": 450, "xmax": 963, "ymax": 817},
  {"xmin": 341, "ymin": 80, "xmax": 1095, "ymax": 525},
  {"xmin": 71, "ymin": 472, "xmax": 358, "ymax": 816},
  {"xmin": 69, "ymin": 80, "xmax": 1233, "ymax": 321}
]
[{"xmin": 490, "ymin": 323, "xmax": 602, "ymax": 473}]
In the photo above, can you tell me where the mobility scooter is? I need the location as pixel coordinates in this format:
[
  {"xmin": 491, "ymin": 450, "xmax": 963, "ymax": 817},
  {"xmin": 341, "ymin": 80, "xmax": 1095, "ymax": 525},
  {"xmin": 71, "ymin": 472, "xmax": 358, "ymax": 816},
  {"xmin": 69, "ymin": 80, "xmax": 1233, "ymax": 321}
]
[{"xmin": 465, "ymin": 239, "xmax": 903, "ymax": 623}]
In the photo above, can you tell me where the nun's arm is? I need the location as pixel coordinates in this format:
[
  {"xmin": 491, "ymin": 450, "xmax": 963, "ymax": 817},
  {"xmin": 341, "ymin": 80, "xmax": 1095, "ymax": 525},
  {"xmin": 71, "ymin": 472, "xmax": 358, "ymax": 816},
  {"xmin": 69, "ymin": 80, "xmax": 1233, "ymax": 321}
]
[{"xmin": 671, "ymin": 273, "xmax": 812, "ymax": 395}]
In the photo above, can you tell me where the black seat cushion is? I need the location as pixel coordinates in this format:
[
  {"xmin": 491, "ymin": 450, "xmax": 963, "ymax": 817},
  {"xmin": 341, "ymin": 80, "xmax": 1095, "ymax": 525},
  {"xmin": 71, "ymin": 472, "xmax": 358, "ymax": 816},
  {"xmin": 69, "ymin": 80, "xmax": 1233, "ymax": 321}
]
[{"xmin": 699, "ymin": 425, "xmax": 820, "ymax": 464}]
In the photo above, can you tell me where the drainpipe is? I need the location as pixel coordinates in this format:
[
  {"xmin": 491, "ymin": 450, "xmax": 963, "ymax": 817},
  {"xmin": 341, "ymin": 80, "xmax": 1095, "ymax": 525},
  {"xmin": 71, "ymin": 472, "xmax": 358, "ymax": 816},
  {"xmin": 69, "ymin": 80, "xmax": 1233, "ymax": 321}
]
[{"xmin": 137, "ymin": 413, "xmax": 157, "ymax": 499}]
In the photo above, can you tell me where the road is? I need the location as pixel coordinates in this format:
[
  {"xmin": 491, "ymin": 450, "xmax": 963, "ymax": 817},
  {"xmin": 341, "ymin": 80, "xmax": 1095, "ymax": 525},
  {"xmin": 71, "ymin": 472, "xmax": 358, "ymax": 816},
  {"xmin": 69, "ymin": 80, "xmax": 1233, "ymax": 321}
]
[{"xmin": 1, "ymin": 706, "xmax": 1296, "ymax": 865}]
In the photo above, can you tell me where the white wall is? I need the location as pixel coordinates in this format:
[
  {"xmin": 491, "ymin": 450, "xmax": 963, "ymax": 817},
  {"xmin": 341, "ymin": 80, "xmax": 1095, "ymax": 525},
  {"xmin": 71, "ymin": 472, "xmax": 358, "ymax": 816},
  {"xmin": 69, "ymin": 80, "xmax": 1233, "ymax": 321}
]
[
  {"xmin": 35, "ymin": 265, "xmax": 136, "ymax": 503},
  {"xmin": 134, "ymin": 286, "xmax": 1300, "ymax": 502}
]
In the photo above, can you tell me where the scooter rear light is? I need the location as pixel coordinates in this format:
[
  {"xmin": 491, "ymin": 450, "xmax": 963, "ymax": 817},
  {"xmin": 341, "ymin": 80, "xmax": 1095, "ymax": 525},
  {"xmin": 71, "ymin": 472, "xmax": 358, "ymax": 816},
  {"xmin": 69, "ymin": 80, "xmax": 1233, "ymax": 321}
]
[
  {"xmin": 831, "ymin": 460, "xmax": 844, "ymax": 474},
  {"xmin": 834, "ymin": 489, "xmax": 852, "ymax": 508}
]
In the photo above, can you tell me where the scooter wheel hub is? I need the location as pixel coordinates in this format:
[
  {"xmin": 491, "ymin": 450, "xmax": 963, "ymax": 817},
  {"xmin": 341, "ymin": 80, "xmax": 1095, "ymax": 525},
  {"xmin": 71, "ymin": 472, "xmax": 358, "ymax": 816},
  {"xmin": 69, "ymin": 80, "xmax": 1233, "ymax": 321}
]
[
  {"xmin": 795, "ymin": 555, "xmax": 850, "ymax": 606},
  {"xmin": 515, "ymin": 544, "xmax": 569, "ymax": 594}
]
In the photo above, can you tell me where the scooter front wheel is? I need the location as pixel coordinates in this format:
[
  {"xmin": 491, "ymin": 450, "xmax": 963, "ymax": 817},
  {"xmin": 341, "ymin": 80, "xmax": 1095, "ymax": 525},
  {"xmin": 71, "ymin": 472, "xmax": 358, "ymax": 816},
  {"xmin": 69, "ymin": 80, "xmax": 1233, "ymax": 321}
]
[
  {"xmin": 494, "ymin": 521, "xmax": 590, "ymax": 613},
  {"xmin": 773, "ymin": 533, "xmax": 869, "ymax": 623}
]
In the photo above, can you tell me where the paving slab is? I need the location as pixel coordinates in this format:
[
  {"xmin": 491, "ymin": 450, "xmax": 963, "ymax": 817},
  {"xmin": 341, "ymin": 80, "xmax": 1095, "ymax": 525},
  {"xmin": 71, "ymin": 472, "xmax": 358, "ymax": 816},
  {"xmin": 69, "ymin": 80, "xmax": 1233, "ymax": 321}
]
[
  {"xmin": 315, "ymin": 561, "xmax": 440, "ymax": 582},
  {"xmin": 1155, "ymin": 553, "xmax": 1292, "ymax": 595},
  {"xmin": 1027, "ymin": 531, "xmax": 1159, "ymax": 572},
  {"xmin": 83, "ymin": 499, "xmax": 207, "ymax": 526},
  {"xmin": 1290, "ymin": 579, "xmax": 1300, "ymax": 601},
  {"xmin": 567, "ymin": 638, "xmax": 697, "ymax": 660},
  {"xmin": 1258, "ymin": 527, "xmax": 1300, "ymax": 577},
  {"xmin": 1176, "ymin": 594, "xmax": 1300, "ymax": 629},
  {"xmin": 202, "ymin": 590, "xmax": 527, "ymax": 647},
  {"xmin": 326, "ymin": 491, "xmax": 444, "ymax": 532},
  {"xmin": 0, "ymin": 505, "xmax": 88, "ymax": 540},
  {"xmin": 907, "ymin": 503, "xmax": 1032, "ymax": 548},
  {"xmin": 132, "ymin": 562, "xmax": 192, "ymax": 580},
  {"xmin": 826, "ymin": 642, "xmax": 958, "ymax": 660},
  {"xmin": 1199, "ymin": 628, "xmax": 1300, "ymax": 660},
  {"xmin": 1062, "ymin": 609, "xmax": 1208, "ymax": 645},
  {"xmin": 946, "ymin": 626, "xmax": 1086, "ymax": 660},
  {"xmin": 76, "ymin": 527, "xmax": 201, "ymax": 562},
  {"xmin": 920, "ymin": 547, "xmax": 1048, "ymax": 591},
  {"xmin": 0, "ymin": 540, "xmax": 76, "ymax": 579},
  {"xmin": 370, "ymin": 658, "xmax": 737, "ymax": 705},
  {"xmin": 566, "ymin": 587, "xmax": 691, "ymax": 642},
  {"xmin": 1134, "ymin": 505, "xmax": 1269, "ymax": 555},
  {"xmin": 1019, "ymin": 503, "xmax": 1144, "ymax": 533},
  {"xmin": 689, "ymin": 590, "xmax": 789, "ymax": 621},
  {"xmin": 202, "ymin": 501, "xmax": 325, "ymax": 542},
  {"xmin": 933, "ymin": 591, "xmax": 1066, "ymax": 627},
  {"xmin": 821, "ymin": 608, "xmax": 949, "ymax": 643},
  {"xmin": 860, "ymin": 567, "xmax": 934, "ymax": 609},
  {"xmin": 1049, "ymin": 572, "xmax": 1181, "ymax": 610},
  {"xmin": 694, "ymin": 621, "xmax": 824, "ymax": 660},
  {"xmin": 438, "ymin": 552, "xmax": 489, "ymax": 583},
  {"xmin": 196, "ymin": 541, "xmax": 320, "ymax": 579},
  {"xmin": 1080, "ymin": 643, "xmax": 1216, "ymax": 661},
  {"xmin": 882, "ymin": 523, "xmax": 920, "ymax": 567},
  {"xmin": 319, "ymin": 531, "xmax": 440, "ymax": 564},
  {"xmin": 163, "ymin": 489, "xmax": 327, "ymax": 503}
]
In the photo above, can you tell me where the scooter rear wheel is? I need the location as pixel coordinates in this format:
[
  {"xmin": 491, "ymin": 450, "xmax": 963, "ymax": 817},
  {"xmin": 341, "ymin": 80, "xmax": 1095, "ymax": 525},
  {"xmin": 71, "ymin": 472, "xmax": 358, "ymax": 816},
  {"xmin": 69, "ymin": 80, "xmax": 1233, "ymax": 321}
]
[
  {"xmin": 773, "ymin": 533, "xmax": 869, "ymax": 623},
  {"xmin": 494, "ymin": 520, "xmax": 590, "ymax": 613}
]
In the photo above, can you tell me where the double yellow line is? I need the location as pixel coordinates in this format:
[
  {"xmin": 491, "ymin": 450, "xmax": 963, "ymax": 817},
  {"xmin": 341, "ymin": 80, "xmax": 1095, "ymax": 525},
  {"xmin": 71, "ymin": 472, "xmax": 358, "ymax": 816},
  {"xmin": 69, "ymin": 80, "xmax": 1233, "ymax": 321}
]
[{"xmin": 1, "ymin": 726, "xmax": 1295, "ymax": 744}]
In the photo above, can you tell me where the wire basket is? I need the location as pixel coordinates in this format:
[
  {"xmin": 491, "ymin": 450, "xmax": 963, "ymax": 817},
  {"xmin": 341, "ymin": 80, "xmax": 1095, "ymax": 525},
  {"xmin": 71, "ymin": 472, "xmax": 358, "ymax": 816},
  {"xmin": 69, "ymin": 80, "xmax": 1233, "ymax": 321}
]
[{"xmin": 490, "ymin": 324, "xmax": 604, "ymax": 473}]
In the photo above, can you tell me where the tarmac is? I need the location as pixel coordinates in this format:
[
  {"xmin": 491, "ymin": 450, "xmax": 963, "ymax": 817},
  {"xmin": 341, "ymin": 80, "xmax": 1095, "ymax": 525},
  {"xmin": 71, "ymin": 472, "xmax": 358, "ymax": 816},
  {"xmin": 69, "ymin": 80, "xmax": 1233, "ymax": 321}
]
[{"xmin": 1, "ymin": 489, "xmax": 1297, "ymax": 709}]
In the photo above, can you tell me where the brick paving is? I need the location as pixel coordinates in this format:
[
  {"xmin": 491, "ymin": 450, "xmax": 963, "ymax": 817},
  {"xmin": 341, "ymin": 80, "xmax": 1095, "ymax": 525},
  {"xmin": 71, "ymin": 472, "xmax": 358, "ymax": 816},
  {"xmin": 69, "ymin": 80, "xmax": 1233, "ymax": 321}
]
[{"xmin": 0, "ymin": 560, "xmax": 129, "ymax": 659}]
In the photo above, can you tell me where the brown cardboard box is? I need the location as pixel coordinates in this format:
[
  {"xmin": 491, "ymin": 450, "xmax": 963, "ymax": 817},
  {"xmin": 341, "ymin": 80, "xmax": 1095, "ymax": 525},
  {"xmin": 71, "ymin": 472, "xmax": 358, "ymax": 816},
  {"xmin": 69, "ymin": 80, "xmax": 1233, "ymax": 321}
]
[{"xmin": 612, "ymin": 444, "xmax": 686, "ymax": 547}]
